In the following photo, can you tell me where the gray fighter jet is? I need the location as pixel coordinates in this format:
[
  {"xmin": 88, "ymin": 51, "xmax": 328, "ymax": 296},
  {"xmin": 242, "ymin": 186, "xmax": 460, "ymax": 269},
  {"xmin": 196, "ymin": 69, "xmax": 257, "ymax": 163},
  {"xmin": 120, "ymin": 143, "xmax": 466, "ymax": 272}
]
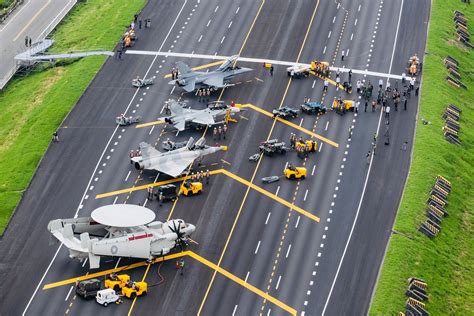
[
  {"xmin": 48, "ymin": 204, "xmax": 195, "ymax": 269},
  {"xmin": 131, "ymin": 137, "xmax": 227, "ymax": 177},
  {"xmin": 168, "ymin": 55, "xmax": 252, "ymax": 92},
  {"xmin": 161, "ymin": 99, "xmax": 242, "ymax": 131}
]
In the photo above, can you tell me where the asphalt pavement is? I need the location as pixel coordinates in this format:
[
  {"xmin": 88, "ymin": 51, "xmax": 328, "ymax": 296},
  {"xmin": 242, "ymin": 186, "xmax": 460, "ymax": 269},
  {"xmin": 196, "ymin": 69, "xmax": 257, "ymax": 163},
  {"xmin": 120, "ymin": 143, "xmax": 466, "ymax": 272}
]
[{"xmin": 0, "ymin": 0, "xmax": 430, "ymax": 315}]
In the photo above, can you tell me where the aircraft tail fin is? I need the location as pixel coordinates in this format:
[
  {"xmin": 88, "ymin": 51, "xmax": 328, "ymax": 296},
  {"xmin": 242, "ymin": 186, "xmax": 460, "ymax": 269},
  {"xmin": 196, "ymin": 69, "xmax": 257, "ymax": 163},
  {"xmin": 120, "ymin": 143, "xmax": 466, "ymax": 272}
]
[
  {"xmin": 186, "ymin": 137, "xmax": 196, "ymax": 150},
  {"xmin": 167, "ymin": 99, "xmax": 184, "ymax": 115},
  {"xmin": 139, "ymin": 142, "xmax": 160, "ymax": 160},
  {"xmin": 176, "ymin": 61, "xmax": 192, "ymax": 76}
]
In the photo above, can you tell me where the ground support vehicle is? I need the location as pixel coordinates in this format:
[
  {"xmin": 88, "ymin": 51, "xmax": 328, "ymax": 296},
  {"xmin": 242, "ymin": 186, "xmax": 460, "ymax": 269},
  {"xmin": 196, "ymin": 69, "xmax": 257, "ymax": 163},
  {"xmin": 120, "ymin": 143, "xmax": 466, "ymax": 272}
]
[
  {"xmin": 75, "ymin": 279, "xmax": 101, "ymax": 299},
  {"xmin": 259, "ymin": 139, "xmax": 288, "ymax": 156},
  {"xmin": 116, "ymin": 115, "xmax": 141, "ymax": 126},
  {"xmin": 284, "ymin": 165, "xmax": 307, "ymax": 180},
  {"xmin": 300, "ymin": 101, "xmax": 327, "ymax": 115},
  {"xmin": 180, "ymin": 181, "xmax": 203, "ymax": 196},
  {"xmin": 332, "ymin": 98, "xmax": 354, "ymax": 115},
  {"xmin": 272, "ymin": 106, "xmax": 299, "ymax": 119},
  {"xmin": 132, "ymin": 78, "xmax": 153, "ymax": 87},
  {"xmin": 156, "ymin": 184, "xmax": 178, "ymax": 202},
  {"xmin": 408, "ymin": 54, "xmax": 420, "ymax": 76},
  {"xmin": 96, "ymin": 289, "xmax": 122, "ymax": 306},
  {"xmin": 287, "ymin": 64, "xmax": 310, "ymax": 78},
  {"xmin": 122, "ymin": 281, "xmax": 148, "ymax": 299},
  {"xmin": 105, "ymin": 274, "xmax": 130, "ymax": 292}
]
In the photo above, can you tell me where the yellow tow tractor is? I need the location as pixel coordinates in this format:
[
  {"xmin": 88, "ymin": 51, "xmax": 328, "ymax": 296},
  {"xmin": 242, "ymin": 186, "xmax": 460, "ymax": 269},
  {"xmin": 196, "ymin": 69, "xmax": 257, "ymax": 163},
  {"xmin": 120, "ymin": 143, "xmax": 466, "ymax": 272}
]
[
  {"xmin": 180, "ymin": 181, "xmax": 203, "ymax": 196},
  {"xmin": 332, "ymin": 98, "xmax": 354, "ymax": 115},
  {"xmin": 105, "ymin": 273, "xmax": 130, "ymax": 292},
  {"xmin": 284, "ymin": 164, "xmax": 307, "ymax": 180},
  {"xmin": 122, "ymin": 281, "xmax": 148, "ymax": 299}
]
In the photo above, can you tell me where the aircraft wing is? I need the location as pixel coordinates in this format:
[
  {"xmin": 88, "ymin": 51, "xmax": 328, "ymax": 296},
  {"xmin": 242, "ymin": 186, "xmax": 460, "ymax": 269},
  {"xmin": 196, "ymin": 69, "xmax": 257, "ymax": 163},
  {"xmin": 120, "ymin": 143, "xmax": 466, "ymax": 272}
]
[
  {"xmin": 203, "ymin": 74, "xmax": 225, "ymax": 88},
  {"xmin": 151, "ymin": 152, "xmax": 199, "ymax": 177},
  {"xmin": 192, "ymin": 112, "xmax": 215, "ymax": 126}
]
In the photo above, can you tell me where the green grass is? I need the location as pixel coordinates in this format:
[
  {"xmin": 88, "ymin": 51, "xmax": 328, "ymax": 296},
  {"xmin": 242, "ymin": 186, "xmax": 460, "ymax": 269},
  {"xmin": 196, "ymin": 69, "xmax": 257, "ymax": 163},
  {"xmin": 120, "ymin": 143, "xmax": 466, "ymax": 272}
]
[
  {"xmin": 0, "ymin": 0, "xmax": 145, "ymax": 233},
  {"xmin": 370, "ymin": 0, "xmax": 473, "ymax": 315}
]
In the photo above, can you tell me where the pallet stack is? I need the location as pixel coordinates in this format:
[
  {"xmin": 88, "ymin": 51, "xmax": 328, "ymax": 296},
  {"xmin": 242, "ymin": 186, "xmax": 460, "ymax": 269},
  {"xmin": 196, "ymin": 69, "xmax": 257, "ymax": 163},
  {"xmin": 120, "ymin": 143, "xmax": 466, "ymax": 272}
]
[
  {"xmin": 442, "ymin": 104, "xmax": 462, "ymax": 144},
  {"xmin": 454, "ymin": 10, "xmax": 473, "ymax": 48},
  {"xmin": 444, "ymin": 56, "xmax": 466, "ymax": 89},
  {"xmin": 419, "ymin": 176, "xmax": 451, "ymax": 238},
  {"xmin": 399, "ymin": 278, "xmax": 430, "ymax": 316}
]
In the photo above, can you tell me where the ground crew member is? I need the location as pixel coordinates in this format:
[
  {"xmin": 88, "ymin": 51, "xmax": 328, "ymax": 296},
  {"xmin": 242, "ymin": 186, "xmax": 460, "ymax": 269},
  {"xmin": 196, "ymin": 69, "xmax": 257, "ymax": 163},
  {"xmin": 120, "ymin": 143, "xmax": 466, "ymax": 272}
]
[
  {"xmin": 218, "ymin": 126, "xmax": 223, "ymax": 139},
  {"xmin": 348, "ymin": 127, "xmax": 353, "ymax": 139},
  {"xmin": 372, "ymin": 142, "xmax": 377, "ymax": 156},
  {"xmin": 270, "ymin": 65, "xmax": 274, "ymax": 76},
  {"xmin": 372, "ymin": 100, "xmax": 376, "ymax": 112},
  {"xmin": 409, "ymin": 77, "xmax": 415, "ymax": 90},
  {"xmin": 356, "ymin": 80, "xmax": 362, "ymax": 93},
  {"xmin": 335, "ymin": 77, "xmax": 341, "ymax": 90},
  {"xmin": 213, "ymin": 127, "xmax": 218, "ymax": 140},
  {"xmin": 355, "ymin": 100, "xmax": 359, "ymax": 113},
  {"xmin": 52, "ymin": 131, "xmax": 59, "ymax": 142},
  {"xmin": 25, "ymin": 36, "xmax": 29, "ymax": 47},
  {"xmin": 323, "ymin": 79, "xmax": 329, "ymax": 92},
  {"xmin": 206, "ymin": 170, "xmax": 210, "ymax": 184},
  {"xmin": 159, "ymin": 192, "xmax": 163, "ymax": 206},
  {"xmin": 129, "ymin": 150, "xmax": 134, "ymax": 159},
  {"xmin": 403, "ymin": 96, "xmax": 408, "ymax": 111},
  {"xmin": 179, "ymin": 258, "xmax": 185, "ymax": 275},
  {"xmin": 366, "ymin": 151, "xmax": 371, "ymax": 164},
  {"xmin": 341, "ymin": 50, "xmax": 345, "ymax": 61},
  {"xmin": 378, "ymin": 78, "xmax": 383, "ymax": 89},
  {"xmin": 385, "ymin": 105, "xmax": 390, "ymax": 119},
  {"xmin": 336, "ymin": 68, "xmax": 340, "ymax": 78},
  {"xmin": 223, "ymin": 124, "xmax": 227, "ymax": 139},
  {"xmin": 198, "ymin": 89, "xmax": 203, "ymax": 102},
  {"xmin": 139, "ymin": 20, "xmax": 142, "ymax": 29},
  {"xmin": 415, "ymin": 85, "xmax": 419, "ymax": 96},
  {"xmin": 364, "ymin": 100, "xmax": 368, "ymax": 112},
  {"xmin": 348, "ymin": 69, "xmax": 352, "ymax": 83}
]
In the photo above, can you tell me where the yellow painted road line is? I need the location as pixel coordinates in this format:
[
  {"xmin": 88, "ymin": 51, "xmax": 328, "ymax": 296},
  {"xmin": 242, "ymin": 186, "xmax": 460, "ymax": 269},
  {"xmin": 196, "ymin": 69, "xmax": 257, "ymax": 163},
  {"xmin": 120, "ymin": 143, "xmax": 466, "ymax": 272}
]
[
  {"xmin": 128, "ymin": 264, "xmax": 151, "ymax": 316},
  {"xmin": 14, "ymin": 0, "xmax": 51, "ymax": 41},
  {"xmin": 135, "ymin": 120, "xmax": 165, "ymax": 128},
  {"xmin": 43, "ymin": 252, "xmax": 188, "ymax": 290},
  {"xmin": 188, "ymin": 251, "xmax": 297, "ymax": 315},
  {"xmin": 95, "ymin": 169, "xmax": 318, "ymax": 221},
  {"xmin": 309, "ymin": 70, "xmax": 349, "ymax": 91},
  {"xmin": 220, "ymin": 169, "xmax": 320, "ymax": 222},
  {"xmin": 163, "ymin": 60, "xmax": 225, "ymax": 78},
  {"xmin": 240, "ymin": 103, "xmax": 339, "ymax": 148}
]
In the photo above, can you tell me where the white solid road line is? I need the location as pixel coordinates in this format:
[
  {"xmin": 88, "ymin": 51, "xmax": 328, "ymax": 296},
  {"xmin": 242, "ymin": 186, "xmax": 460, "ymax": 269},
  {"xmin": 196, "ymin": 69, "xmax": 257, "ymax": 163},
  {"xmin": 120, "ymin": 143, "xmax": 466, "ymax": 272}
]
[
  {"xmin": 228, "ymin": 21, "xmax": 233, "ymax": 28},
  {"xmin": 149, "ymin": 125, "xmax": 155, "ymax": 135},
  {"xmin": 295, "ymin": 216, "xmax": 300, "ymax": 228},
  {"xmin": 254, "ymin": 241, "xmax": 261, "ymax": 254},
  {"xmin": 285, "ymin": 244, "xmax": 292, "ymax": 258},
  {"xmin": 299, "ymin": 118, "xmax": 304, "ymax": 126},
  {"xmin": 311, "ymin": 164, "xmax": 316, "ymax": 176},
  {"xmin": 265, "ymin": 212, "xmax": 271, "ymax": 225},
  {"xmin": 325, "ymin": 121, "xmax": 329, "ymax": 131},
  {"xmin": 125, "ymin": 170, "xmax": 131, "ymax": 181},
  {"xmin": 318, "ymin": 142, "xmax": 323, "ymax": 153},
  {"xmin": 64, "ymin": 286, "xmax": 73, "ymax": 301},
  {"xmin": 312, "ymin": 80, "xmax": 316, "ymax": 89},
  {"xmin": 303, "ymin": 189, "xmax": 309, "ymax": 201},
  {"xmin": 275, "ymin": 275, "xmax": 282, "ymax": 290},
  {"xmin": 245, "ymin": 271, "xmax": 250, "ymax": 282},
  {"xmin": 22, "ymin": 1, "xmax": 189, "ymax": 314},
  {"xmin": 232, "ymin": 305, "xmax": 238, "ymax": 316},
  {"xmin": 235, "ymin": 7, "xmax": 240, "ymax": 14},
  {"xmin": 113, "ymin": 196, "xmax": 118, "ymax": 205},
  {"xmin": 206, "ymin": 19, "xmax": 211, "ymax": 27},
  {"xmin": 275, "ymin": 185, "xmax": 280, "ymax": 196},
  {"xmin": 125, "ymin": 50, "xmax": 406, "ymax": 80},
  {"xmin": 321, "ymin": 1, "xmax": 405, "ymax": 314}
]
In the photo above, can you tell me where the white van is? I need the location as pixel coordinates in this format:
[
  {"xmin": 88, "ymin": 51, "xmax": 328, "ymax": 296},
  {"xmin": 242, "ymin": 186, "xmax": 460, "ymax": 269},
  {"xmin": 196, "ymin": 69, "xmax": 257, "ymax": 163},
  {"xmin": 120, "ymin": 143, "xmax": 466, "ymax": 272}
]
[{"xmin": 96, "ymin": 289, "xmax": 121, "ymax": 307}]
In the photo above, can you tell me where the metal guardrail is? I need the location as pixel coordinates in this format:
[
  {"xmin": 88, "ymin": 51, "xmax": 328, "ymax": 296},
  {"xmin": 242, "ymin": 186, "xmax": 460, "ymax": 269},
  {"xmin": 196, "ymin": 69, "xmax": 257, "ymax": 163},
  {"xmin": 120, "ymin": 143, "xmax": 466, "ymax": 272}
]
[{"xmin": 0, "ymin": 0, "xmax": 24, "ymax": 23}]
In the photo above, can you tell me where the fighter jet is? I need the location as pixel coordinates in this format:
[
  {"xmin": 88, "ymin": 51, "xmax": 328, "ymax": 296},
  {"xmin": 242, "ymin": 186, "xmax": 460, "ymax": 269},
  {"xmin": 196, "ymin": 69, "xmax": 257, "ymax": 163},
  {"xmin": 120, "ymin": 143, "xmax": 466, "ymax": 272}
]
[
  {"xmin": 131, "ymin": 137, "xmax": 226, "ymax": 177},
  {"xmin": 161, "ymin": 99, "xmax": 242, "ymax": 131},
  {"xmin": 48, "ymin": 204, "xmax": 196, "ymax": 269},
  {"xmin": 168, "ymin": 55, "xmax": 252, "ymax": 92}
]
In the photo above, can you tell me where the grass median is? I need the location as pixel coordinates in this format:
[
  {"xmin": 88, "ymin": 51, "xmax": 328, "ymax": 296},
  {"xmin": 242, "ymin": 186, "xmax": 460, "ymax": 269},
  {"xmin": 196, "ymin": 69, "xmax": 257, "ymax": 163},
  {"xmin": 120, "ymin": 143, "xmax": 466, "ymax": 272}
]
[
  {"xmin": 0, "ymin": 0, "xmax": 145, "ymax": 233},
  {"xmin": 370, "ymin": 1, "xmax": 473, "ymax": 314}
]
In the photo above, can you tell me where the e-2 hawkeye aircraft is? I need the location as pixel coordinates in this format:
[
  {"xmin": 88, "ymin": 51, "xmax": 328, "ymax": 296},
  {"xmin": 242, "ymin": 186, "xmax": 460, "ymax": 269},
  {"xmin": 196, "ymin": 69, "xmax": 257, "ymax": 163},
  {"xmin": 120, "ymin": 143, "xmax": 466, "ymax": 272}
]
[
  {"xmin": 48, "ymin": 204, "xmax": 195, "ymax": 269},
  {"xmin": 168, "ymin": 55, "xmax": 252, "ymax": 92}
]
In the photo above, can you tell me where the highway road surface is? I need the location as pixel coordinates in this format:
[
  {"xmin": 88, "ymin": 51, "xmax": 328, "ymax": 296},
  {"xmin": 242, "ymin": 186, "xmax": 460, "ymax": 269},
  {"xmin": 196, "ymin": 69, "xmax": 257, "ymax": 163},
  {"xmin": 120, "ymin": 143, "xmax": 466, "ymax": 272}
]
[
  {"xmin": 0, "ymin": 0, "xmax": 430, "ymax": 315},
  {"xmin": 0, "ymin": 0, "xmax": 77, "ymax": 89}
]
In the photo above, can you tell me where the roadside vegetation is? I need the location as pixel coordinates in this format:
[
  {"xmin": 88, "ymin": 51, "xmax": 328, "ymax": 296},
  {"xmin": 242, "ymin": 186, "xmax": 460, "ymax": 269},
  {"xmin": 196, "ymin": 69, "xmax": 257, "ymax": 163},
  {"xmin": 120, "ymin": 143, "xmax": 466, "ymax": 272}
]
[
  {"xmin": 0, "ymin": 0, "xmax": 145, "ymax": 233},
  {"xmin": 370, "ymin": 0, "xmax": 473, "ymax": 314}
]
